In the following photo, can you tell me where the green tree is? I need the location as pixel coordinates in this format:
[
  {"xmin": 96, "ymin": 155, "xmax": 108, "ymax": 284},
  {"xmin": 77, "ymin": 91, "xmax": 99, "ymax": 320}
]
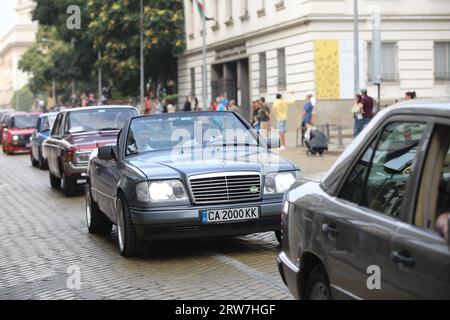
[
  {"xmin": 10, "ymin": 85, "xmax": 34, "ymax": 112},
  {"xmin": 85, "ymin": 0, "xmax": 185, "ymax": 96}
]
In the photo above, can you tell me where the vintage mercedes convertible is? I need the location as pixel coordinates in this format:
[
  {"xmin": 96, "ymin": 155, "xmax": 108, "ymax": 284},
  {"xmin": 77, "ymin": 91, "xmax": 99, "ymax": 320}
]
[{"xmin": 86, "ymin": 112, "xmax": 300, "ymax": 257}]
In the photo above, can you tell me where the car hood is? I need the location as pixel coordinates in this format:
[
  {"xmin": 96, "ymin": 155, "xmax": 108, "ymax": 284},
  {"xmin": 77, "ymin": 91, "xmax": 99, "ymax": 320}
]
[
  {"xmin": 65, "ymin": 131, "xmax": 119, "ymax": 151},
  {"xmin": 126, "ymin": 146, "xmax": 297, "ymax": 180}
]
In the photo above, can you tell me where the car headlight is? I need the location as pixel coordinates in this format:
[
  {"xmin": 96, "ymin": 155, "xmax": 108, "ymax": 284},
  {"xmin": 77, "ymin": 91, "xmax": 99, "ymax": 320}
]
[
  {"xmin": 73, "ymin": 150, "xmax": 93, "ymax": 165},
  {"xmin": 136, "ymin": 180, "xmax": 188, "ymax": 202},
  {"xmin": 12, "ymin": 135, "xmax": 19, "ymax": 141},
  {"xmin": 264, "ymin": 172, "xmax": 299, "ymax": 194}
]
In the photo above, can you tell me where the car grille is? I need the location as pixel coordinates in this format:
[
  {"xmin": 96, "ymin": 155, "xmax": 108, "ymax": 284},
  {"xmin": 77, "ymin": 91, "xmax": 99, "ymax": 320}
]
[
  {"xmin": 18, "ymin": 135, "xmax": 31, "ymax": 145},
  {"xmin": 189, "ymin": 172, "xmax": 262, "ymax": 204}
]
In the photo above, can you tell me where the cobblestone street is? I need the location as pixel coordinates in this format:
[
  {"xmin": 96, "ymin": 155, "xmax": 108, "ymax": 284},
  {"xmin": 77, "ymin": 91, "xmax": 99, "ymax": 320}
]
[{"xmin": 0, "ymin": 150, "xmax": 338, "ymax": 300}]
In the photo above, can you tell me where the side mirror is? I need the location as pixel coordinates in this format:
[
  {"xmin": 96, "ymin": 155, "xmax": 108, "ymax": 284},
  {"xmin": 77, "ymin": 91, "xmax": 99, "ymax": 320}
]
[
  {"xmin": 265, "ymin": 136, "xmax": 281, "ymax": 149},
  {"xmin": 98, "ymin": 146, "xmax": 117, "ymax": 161}
]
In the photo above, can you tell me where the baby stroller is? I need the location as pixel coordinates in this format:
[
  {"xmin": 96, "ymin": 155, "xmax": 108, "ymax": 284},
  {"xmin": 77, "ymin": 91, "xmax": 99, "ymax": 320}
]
[{"xmin": 305, "ymin": 127, "xmax": 328, "ymax": 156}]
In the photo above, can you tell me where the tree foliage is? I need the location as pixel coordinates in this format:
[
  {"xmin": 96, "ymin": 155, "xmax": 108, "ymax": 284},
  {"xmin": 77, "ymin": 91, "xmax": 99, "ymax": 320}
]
[{"xmin": 19, "ymin": 0, "xmax": 185, "ymax": 100}]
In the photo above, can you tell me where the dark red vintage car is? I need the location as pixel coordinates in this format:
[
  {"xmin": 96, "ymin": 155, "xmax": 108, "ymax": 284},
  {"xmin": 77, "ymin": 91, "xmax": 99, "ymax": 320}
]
[
  {"xmin": 43, "ymin": 106, "xmax": 139, "ymax": 196},
  {"xmin": 2, "ymin": 112, "xmax": 40, "ymax": 155}
]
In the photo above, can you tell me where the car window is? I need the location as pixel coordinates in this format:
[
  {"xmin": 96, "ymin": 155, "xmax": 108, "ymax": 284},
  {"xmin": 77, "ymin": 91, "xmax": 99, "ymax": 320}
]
[
  {"xmin": 65, "ymin": 108, "xmax": 136, "ymax": 134},
  {"xmin": 415, "ymin": 125, "xmax": 450, "ymax": 237},
  {"xmin": 340, "ymin": 122, "xmax": 426, "ymax": 219},
  {"xmin": 52, "ymin": 114, "xmax": 63, "ymax": 137}
]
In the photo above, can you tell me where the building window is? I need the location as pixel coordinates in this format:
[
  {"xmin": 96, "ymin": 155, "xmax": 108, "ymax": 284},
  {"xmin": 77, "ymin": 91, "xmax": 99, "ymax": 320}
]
[
  {"xmin": 435, "ymin": 42, "xmax": 450, "ymax": 80},
  {"xmin": 240, "ymin": 0, "xmax": 249, "ymax": 21},
  {"xmin": 258, "ymin": 0, "xmax": 266, "ymax": 17},
  {"xmin": 277, "ymin": 48, "xmax": 286, "ymax": 90},
  {"xmin": 368, "ymin": 42, "xmax": 399, "ymax": 82},
  {"xmin": 190, "ymin": 68, "xmax": 196, "ymax": 97},
  {"xmin": 225, "ymin": 0, "xmax": 233, "ymax": 25},
  {"xmin": 188, "ymin": 0, "xmax": 195, "ymax": 39},
  {"xmin": 259, "ymin": 52, "xmax": 267, "ymax": 93},
  {"xmin": 275, "ymin": 1, "xmax": 285, "ymax": 11}
]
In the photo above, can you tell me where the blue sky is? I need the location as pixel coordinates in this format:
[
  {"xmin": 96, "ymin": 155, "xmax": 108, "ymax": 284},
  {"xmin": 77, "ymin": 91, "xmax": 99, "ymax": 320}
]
[{"xmin": 0, "ymin": 0, "xmax": 16, "ymax": 38}]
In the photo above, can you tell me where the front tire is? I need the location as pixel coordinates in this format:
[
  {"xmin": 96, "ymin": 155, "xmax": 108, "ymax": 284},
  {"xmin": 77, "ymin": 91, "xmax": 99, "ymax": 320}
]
[
  {"xmin": 38, "ymin": 148, "xmax": 48, "ymax": 170},
  {"xmin": 30, "ymin": 152, "xmax": 38, "ymax": 167},
  {"xmin": 49, "ymin": 172, "xmax": 61, "ymax": 189},
  {"xmin": 62, "ymin": 173, "xmax": 77, "ymax": 197},
  {"xmin": 305, "ymin": 265, "xmax": 332, "ymax": 300},
  {"xmin": 86, "ymin": 182, "xmax": 112, "ymax": 235},
  {"xmin": 116, "ymin": 194, "xmax": 145, "ymax": 258}
]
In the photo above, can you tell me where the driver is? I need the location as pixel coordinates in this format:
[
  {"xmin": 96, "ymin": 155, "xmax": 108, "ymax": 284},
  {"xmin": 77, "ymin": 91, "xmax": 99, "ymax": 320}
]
[{"xmin": 135, "ymin": 124, "xmax": 154, "ymax": 152}]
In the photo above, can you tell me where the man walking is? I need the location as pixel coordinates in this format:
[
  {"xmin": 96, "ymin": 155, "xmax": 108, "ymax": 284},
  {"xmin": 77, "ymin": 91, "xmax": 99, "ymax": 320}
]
[
  {"xmin": 361, "ymin": 89, "xmax": 374, "ymax": 127},
  {"xmin": 258, "ymin": 98, "xmax": 271, "ymax": 134},
  {"xmin": 272, "ymin": 93, "xmax": 296, "ymax": 150}
]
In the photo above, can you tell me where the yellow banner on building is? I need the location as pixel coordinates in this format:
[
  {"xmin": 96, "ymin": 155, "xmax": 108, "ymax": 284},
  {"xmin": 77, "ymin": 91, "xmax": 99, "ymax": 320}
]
[{"xmin": 314, "ymin": 40, "xmax": 340, "ymax": 100}]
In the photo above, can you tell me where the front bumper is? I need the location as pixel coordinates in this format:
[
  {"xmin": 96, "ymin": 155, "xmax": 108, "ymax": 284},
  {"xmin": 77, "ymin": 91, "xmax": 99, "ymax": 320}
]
[
  {"xmin": 130, "ymin": 199, "xmax": 283, "ymax": 241},
  {"xmin": 6, "ymin": 143, "xmax": 31, "ymax": 152},
  {"xmin": 277, "ymin": 251, "xmax": 301, "ymax": 300},
  {"xmin": 63, "ymin": 162, "xmax": 88, "ymax": 183}
]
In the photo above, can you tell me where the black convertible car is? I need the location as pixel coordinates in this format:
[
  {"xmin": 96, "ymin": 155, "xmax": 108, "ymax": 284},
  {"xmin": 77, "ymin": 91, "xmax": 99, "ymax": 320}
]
[{"xmin": 86, "ymin": 112, "xmax": 300, "ymax": 257}]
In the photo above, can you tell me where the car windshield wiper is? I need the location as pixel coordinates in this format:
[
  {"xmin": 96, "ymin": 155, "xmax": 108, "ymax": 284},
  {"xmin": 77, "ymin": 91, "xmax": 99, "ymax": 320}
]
[{"xmin": 98, "ymin": 127, "xmax": 120, "ymax": 131}]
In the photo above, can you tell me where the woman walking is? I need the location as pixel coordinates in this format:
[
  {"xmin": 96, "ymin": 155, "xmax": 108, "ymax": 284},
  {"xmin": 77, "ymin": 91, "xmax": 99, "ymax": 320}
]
[{"xmin": 352, "ymin": 94, "xmax": 364, "ymax": 137}]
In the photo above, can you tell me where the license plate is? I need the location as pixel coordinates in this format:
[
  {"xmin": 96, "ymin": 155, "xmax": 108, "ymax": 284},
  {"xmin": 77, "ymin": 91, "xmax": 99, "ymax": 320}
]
[
  {"xmin": 25, "ymin": 143, "xmax": 31, "ymax": 148},
  {"xmin": 200, "ymin": 207, "xmax": 259, "ymax": 224}
]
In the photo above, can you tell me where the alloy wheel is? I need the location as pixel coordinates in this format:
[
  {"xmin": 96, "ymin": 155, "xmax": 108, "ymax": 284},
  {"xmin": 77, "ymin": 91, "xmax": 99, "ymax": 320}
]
[
  {"xmin": 116, "ymin": 199, "xmax": 125, "ymax": 252},
  {"xmin": 310, "ymin": 282, "xmax": 331, "ymax": 300}
]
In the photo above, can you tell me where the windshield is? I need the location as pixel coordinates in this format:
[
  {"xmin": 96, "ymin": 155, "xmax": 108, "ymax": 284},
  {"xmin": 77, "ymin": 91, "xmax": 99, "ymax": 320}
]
[
  {"xmin": 66, "ymin": 108, "xmax": 136, "ymax": 134},
  {"xmin": 11, "ymin": 115, "xmax": 39, "ymax": 129},
  {"xmin": 40, "ymin": 115, "xmax": 57, "ymax": 132},
  {"xmin": 126, "ymin": 113, "xmax": 259, "ymax": 156}
]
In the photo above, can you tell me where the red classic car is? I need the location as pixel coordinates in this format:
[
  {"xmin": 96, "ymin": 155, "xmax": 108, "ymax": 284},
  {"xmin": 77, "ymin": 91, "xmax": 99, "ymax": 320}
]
[
  {"xmin": 43, "ymin": 106, "xmax": 139, "ymax": 196},
  {"xmin": 2, "ymin": 112, "xmax": 41, "ymax": 155}
]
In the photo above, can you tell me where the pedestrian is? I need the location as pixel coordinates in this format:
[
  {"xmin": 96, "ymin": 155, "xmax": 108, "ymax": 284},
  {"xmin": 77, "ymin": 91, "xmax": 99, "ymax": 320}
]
[
  {"xmin": 258, "ymin": 98, "xmax": 271, "ymax": 134},
  {"xmin": 302, "ymin": 93, "xmax": 315, "ymax": 127},
  {"xmin": 194, "ymin": 97, "xmax": 199, "ymax": 111},
  {"xmin": 183, "ymin": 96, "xmax": 192, "ymax": 112},
  {"xmin": 228, "ymin": 100, "xmax": 240, "ymax": 113},
  {"xmin": 211, "ymin": 97, "xmax": 219, "ymax": 111},
  {"xmin": 81, "ymin": 93, "xmax": 88, "ymax": 107},
  {"xmin": 352, "ymin": 94, "xmax": 364, "ymax": 137},
  {"xmin": 252, "ymin": 100, "xmax": 261, "ymax": 131},
  {"xmin": 161, "ymin": 99, "xmax": 168, "ymax": 113},
  {"xmin": 360, "ymin": 89, "xmax": 374, "ymax": 128},
  {"xmin": 144, "ymin": 96, "xmax": 152, "ymax": 115},
  {"xmin": 272, "ymin": 93, "xmax": 296, "ymax": 150},
  {"xmin": 405, "ymin": 91, "xmax": 417, "ymax": 100},
  {"xmin": 220, "ymin": 94, "xmax": 230, "ymax": 110}
]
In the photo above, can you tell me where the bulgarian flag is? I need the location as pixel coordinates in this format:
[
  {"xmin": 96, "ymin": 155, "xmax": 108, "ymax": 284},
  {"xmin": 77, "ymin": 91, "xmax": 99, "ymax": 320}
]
[{"xmin": 196, "ymin": 0, "xmax": 215, "ymax": 21}]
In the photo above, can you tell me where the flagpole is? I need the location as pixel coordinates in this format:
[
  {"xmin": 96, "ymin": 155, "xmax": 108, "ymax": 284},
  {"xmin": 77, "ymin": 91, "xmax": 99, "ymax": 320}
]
[{"xmin": 201, "ymin": 0, "xmax": 208, "ymax": 111}]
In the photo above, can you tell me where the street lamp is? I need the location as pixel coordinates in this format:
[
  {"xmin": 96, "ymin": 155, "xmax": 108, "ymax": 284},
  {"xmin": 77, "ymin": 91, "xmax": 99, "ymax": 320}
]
[
  {"xmin": 140, "ymin": 0, "xmax": 145, "ymax": 110},
  {"xmin": 354, "ymin": 0, "xmax": 360, "ymax": 94}
]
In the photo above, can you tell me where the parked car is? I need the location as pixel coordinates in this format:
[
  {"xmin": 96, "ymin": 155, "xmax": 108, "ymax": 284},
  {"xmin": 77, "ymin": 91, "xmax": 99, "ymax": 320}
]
[
  {"xmin": 85, "ymin": 112, "xmax": 300, "ymax": 257},
  {"xmin": 30, "ymin": 112, "xmax": 58, "ymax": 170},
  {"xmin": 278, "ymin": 100, "xmax": 450, "ymax": 300},
  {"xmin": 0, "ymin": 109, "xmax": 15, "ymax": 144},
  {"xmin": 43, "ymin": 106, "xmax": 139, "ymax": 196},
  {"xmin": 2, "ymin": 112, "xmax": 40, "ymax": 155}
]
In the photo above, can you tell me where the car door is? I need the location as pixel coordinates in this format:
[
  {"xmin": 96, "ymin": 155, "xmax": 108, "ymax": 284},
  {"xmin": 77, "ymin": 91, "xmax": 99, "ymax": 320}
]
[
  {"xmin": 30, "ymin": 117, "xmax": 41, "ymax": 159},
  {"xmin": 46, "ymin": 114, "xmax": 64, "ymax": 177},
  {"xmin": 389, "ymin": 122, "xmax": 450, "ymax": 299},
  {"xmin": 95, "ymin": 151, "xmax": 118, "ymax": 218},
  {"xmin": 324, "ymin": 120, "xmax": 428, "ymax": 299}
]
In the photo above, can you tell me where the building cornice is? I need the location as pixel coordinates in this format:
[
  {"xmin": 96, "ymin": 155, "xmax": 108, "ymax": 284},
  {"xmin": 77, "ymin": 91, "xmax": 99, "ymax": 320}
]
[{"xmin": 180, "ymin": 14, "xmax": 450, "ymax": 58}]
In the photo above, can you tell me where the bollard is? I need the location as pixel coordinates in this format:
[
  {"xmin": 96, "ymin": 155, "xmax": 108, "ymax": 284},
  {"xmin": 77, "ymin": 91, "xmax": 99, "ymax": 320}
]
[
  {"xmin": 326, "ymin": 124, "xmax": 330, "ymax": 143},
  {"xmin": 337, "ymin": 126, "xmax": 344, "ymax": 149}
]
